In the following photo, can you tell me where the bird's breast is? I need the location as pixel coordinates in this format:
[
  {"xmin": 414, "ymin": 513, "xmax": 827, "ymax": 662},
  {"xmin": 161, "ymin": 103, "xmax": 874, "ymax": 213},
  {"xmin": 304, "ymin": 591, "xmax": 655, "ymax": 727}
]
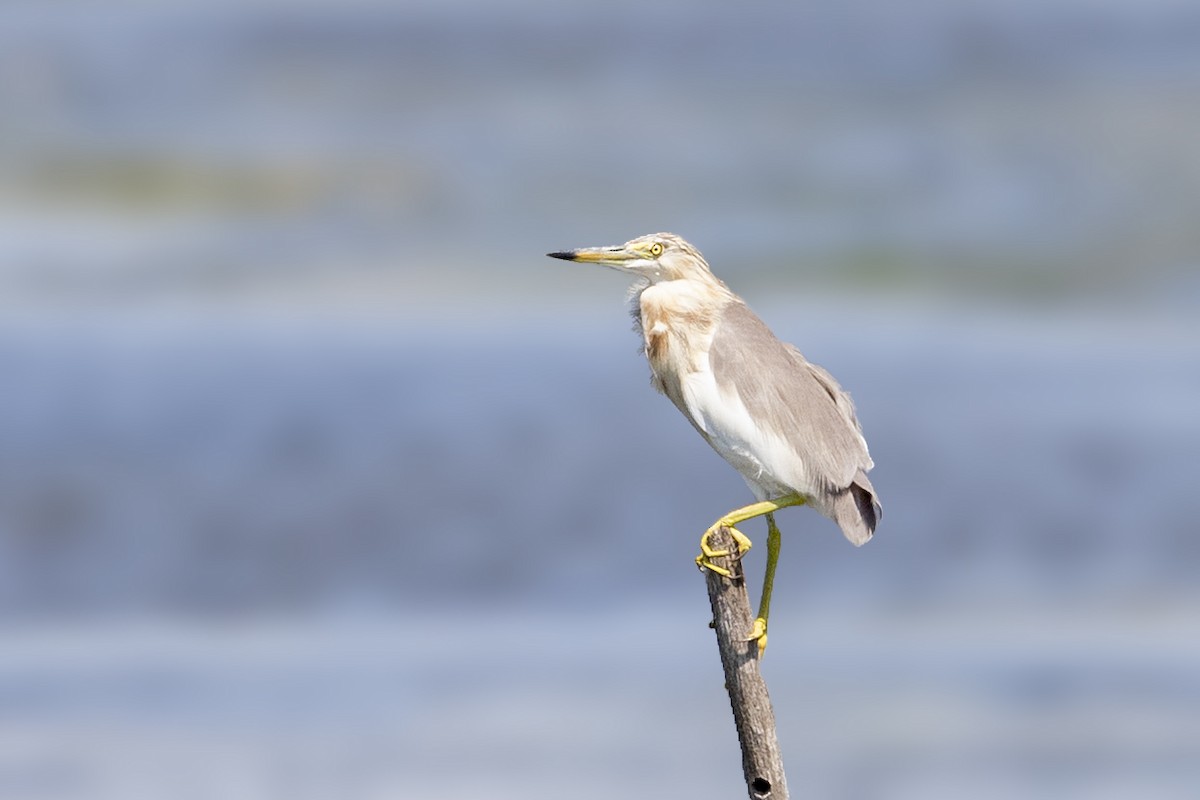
[
  {"xmin": 637, "ymin": 281, "xmax": 722, "ymax": 382},
  {"xmin": 644, "ymin": 317, "xmax": 670, "ymax": 366},
  {"xmin": 637, "ymin": 284, "xmax": 815, "ymax": 499},
  {"xmin": 680, "ymin": 367, "xmax": 798, "ymax": 499}
]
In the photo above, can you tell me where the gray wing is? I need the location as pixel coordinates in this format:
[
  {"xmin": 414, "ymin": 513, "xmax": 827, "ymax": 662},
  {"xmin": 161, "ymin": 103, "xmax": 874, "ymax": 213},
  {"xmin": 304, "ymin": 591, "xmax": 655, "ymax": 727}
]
[
  {"xmin": 799, "ymin": 356, "xmax": 872, "ymax": 467},
  {"xmin": 708, "ymin": 300, "xmax": 873, "ymax": 495}
]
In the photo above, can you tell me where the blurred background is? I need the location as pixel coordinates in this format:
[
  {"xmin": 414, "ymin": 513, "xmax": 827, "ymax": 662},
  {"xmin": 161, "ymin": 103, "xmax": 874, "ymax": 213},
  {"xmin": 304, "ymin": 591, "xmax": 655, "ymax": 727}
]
[{"xmin": 1, "ymin": 1, "xmax": 1198, "ymax": 798}]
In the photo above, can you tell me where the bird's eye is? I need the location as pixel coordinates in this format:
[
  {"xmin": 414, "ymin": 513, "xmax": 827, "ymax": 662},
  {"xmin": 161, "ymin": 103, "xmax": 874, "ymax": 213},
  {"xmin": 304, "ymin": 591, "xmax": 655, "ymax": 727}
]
[{"xmin": 649, "ymin": 242, "xmax": 664, "ymax": 257}]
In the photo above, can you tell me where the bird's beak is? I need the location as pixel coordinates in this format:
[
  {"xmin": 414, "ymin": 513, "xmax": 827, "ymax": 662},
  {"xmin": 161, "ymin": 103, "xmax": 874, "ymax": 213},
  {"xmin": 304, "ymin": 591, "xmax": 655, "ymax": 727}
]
[{"xmin": 546, "ymin": 245, "xmax": 635, "ymax": 267}]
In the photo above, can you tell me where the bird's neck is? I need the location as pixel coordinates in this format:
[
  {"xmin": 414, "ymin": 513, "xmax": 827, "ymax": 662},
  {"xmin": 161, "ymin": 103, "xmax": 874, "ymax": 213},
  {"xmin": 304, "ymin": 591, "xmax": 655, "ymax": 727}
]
[
  {"xmin": 634, "ymin": 275, "xmax": 733, "ymax": 319},
  {"xmin": 633, "ymin": 278, "xmax": 736, "ymax": 380}
]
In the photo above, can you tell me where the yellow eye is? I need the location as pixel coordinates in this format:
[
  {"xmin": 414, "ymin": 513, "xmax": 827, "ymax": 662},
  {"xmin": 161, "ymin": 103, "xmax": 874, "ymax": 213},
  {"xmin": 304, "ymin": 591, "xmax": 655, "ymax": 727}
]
[{"xmin": 649, "ymin": 242, "xmax": 664, "ymax": 257}]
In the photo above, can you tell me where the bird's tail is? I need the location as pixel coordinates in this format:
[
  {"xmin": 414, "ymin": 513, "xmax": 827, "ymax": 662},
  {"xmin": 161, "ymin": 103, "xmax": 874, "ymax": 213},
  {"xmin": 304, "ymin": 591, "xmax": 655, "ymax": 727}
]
[{"xmin": 833, "ymin": 470, "xmax": 881, "ymax": 546}]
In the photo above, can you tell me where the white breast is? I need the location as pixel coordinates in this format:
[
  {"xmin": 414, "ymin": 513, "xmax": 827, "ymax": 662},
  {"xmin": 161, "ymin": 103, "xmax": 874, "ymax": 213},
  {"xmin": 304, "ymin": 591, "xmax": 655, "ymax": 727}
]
[
  {"xmin": 679, "ymin": 364, "xmax": 799, "ymax": 501},
  {"xmin": 638, "ymin": 282, "xmax": 802, "ymax": 501}
]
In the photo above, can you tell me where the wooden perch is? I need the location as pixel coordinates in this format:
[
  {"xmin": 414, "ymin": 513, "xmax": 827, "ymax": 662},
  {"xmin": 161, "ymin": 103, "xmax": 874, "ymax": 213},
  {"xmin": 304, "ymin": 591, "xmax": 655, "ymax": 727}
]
[{"xmin": 702, "ymin": 525, "xmax": 790, "ymax": 800}]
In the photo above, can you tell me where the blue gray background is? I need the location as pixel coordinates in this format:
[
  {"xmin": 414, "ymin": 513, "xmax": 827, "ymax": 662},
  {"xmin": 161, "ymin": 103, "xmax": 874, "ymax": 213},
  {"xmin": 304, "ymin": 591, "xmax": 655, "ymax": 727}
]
[{"xmin": 1, "ymin": 2, "xmax": 1198, "ymax": 798}]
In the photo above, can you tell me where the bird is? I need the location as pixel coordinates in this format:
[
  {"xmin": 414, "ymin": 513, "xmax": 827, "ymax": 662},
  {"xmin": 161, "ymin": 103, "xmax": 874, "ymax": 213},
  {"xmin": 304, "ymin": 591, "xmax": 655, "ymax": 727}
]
[{"xmin": 548, "ymin": 233, "xmax": 880, "ymax": 654}]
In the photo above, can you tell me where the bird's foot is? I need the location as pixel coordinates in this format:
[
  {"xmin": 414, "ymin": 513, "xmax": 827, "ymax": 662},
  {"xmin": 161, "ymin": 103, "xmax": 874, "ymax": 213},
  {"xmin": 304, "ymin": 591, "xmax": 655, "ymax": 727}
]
[
  {"xmin": 695, "ymin": 525, "xmax": 752, "ymax": 577},
  {"xmin": 747, "ymin": 617, "xmax": 768, "ymax": 657}
]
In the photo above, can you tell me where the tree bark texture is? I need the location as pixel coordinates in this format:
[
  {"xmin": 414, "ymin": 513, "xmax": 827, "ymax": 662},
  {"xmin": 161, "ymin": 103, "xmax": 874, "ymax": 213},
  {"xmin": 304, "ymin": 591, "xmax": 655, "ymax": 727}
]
[{"xmin": 702, "ymin": 525, "xmax": 790, "ymax": 800}]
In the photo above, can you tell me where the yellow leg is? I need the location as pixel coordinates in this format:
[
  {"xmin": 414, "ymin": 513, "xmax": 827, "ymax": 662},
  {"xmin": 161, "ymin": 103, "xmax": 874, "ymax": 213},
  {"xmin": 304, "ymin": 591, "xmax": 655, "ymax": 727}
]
[
  {"xmin": 696, "ymin": 495, "xmax": 805, "ymax": 657},
  {"xmin": 695, "ymin": 493, "xmax": 806, "ymax": 578},
  {"xmin": 747, "ymin": 513, "xmax": 783, "ymax": 657}
]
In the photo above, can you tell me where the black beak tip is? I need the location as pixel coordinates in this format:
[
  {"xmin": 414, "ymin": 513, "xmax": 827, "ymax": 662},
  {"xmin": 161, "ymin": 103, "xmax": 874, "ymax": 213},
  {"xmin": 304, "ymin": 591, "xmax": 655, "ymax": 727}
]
[{"xmin": 546, "ymin": 251, "xmax": 575, "ymax": 261}]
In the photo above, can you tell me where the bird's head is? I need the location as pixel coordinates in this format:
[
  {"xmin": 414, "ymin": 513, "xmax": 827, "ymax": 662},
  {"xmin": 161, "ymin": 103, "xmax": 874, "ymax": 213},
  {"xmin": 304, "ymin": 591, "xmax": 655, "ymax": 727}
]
[{"xmin": 548, "ymin": 232, "xmax": 716, "ymax": 284}]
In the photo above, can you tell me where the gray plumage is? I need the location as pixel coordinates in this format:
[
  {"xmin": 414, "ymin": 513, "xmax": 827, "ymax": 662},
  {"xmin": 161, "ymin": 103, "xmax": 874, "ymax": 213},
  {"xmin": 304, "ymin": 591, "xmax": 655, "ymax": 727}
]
[{"xmin": 706, "ymin": 300, "xmax": 879, "ymax": 544}]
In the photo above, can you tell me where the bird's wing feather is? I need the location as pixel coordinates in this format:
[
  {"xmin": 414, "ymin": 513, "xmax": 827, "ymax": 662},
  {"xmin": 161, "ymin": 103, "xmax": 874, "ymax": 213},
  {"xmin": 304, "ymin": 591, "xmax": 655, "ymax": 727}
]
[
  {"xmin": 794, "ymin": 352, "xmax": 873, "ymax": 470},
  {"xmin": 708, "ymin": 301, "xmax": 872, "ymax": 494}
]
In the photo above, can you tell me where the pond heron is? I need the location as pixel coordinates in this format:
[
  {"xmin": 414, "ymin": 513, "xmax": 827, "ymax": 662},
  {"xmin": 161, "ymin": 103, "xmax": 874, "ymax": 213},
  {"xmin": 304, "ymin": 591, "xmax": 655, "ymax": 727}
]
[{"xmin": 548, "ymin": 233, "xmax": 880, "ymax": 654}]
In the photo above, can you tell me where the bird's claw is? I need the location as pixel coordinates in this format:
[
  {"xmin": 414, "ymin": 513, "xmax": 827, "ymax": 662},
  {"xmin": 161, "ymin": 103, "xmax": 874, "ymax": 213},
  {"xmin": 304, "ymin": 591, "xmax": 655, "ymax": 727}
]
[
  {"xmin": 695, "ymin": 525, "xmax": 753, "ymax": 577},
  {"xmin": 747, "ymin": 617, "xmax": 768, "ymax": 657}
]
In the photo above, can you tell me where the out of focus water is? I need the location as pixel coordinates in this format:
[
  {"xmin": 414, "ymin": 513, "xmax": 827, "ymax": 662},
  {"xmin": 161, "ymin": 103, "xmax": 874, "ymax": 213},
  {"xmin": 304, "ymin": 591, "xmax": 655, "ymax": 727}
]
[
  {"xmin": 4, "ymin": 0, "xmax": 1200, "ymax": 303},
  {"xmin": 2, "ymin": 1, "xmax": 1200, "ymax": 799},
  {"xmin": 2, "ymin": 302, "xmax": 1198, "ymax": 799}
]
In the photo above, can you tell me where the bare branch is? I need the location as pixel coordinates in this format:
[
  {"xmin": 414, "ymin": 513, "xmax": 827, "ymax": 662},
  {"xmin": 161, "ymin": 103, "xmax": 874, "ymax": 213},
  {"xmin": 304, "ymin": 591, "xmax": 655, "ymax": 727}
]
[{"xmin": 702, "ymin": 526, "xmax": 790, "ymax": 800}]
